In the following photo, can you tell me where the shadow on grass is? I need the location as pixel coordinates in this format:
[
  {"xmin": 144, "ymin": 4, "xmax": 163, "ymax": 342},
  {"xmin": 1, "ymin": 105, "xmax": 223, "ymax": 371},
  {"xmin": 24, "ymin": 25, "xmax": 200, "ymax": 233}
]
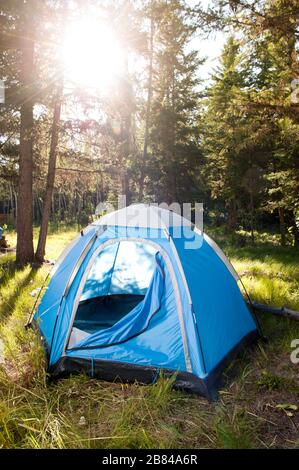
[
  {"xmin": 0, "ymin": 255, "xmax": 17, "ymax": 285},
  {"xmin": 0, "ymin": 258, "xmax": 40, "ymax": 322},
  {"xmin": 206, "ymin": 225, "xmax": 299, "ymax": 264},
  {"xmin": 227, "ymin": 245, "xmax": 299, "ymax": 265}
]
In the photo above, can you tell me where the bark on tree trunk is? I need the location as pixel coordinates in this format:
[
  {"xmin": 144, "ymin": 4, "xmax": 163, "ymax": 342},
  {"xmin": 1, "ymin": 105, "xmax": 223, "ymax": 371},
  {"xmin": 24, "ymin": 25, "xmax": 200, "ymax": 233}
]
[
  {"xmin": 16, "ymin": 36, "xmax": 35, "ymax": 266},
  {"xmin": 170, "ymin": 49, "xmax": 177, "ymax": 203},
  {"xmin": 227, "ymin": 199, "xmax": 237, "ymax": 231},
  {"xmin": 292, "ymin": 211, "xmax": 299, "ymax": 247},
  {"xmin": 139, "ymin": 15, "xmax": 154, "ymax": 200},
  {"xmin": 35, "ymin": 95, "xmax": 61, "ymax": 263},
  {"xmin": 119, "ymin": 50, "xmax": 132, "ymax": 205},
  {"xmin": 119, "ymin": 120, "xmax": 130, "ymax": 202},
  {"xmin": 249, "ymin": 190, "xmax": 255, "ymax": 244}
]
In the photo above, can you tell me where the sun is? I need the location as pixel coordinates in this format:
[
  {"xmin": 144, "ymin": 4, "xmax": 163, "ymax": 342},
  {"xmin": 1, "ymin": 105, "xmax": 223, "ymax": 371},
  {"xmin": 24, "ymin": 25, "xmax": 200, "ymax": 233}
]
[{"xmin": 62, "ymin": 19, "xmax": 124, "ymax": 92}]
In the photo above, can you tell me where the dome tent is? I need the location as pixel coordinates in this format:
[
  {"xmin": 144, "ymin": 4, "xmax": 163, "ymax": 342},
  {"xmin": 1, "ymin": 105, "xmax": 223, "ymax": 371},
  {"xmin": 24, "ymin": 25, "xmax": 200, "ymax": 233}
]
[{"xmin": 32, "ymin": 204, "xmax": 259, "ymax": 399}]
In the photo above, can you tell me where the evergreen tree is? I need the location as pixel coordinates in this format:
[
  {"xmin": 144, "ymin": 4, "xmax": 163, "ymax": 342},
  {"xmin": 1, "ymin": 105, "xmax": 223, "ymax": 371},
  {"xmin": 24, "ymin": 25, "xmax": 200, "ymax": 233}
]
[
  {"xmin": 203, "ymin": 36, "xmax": 274, "ymax": 237},
  {"xmin": 143, "ymin": 0, "xmax": 204, "ymax": 204}
]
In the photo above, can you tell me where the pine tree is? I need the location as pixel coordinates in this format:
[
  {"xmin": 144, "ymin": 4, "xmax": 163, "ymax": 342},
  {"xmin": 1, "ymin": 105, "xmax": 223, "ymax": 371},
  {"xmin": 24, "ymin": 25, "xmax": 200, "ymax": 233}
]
[
  {"xmin": 241, "ymin": 0, "xmax": 299, "ymax": 244},
  {"xmin": 143, "ymin": 0, "xmax": 203, "ymax": 204},
  {"xmin": 203, "ymin": 36, "xmax": 271, "ymax": 237}
]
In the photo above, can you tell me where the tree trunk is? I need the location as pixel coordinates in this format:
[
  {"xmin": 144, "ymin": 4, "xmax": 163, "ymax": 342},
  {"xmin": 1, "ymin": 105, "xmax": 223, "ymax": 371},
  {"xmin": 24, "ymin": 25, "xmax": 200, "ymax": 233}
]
[
  {"xmin": 119, "ymin": 50, "xmax": 132, "ymax": 205},
  {"xmin": 278, "ymin": 207, "xmax": 286, "ymax": 246},
  {"xmin": 35, "ymin": 95, "xmax": 61, "ymax": 263},
  {"xmin": 170, "ymin": 47, "xmax": 177, "ymax": 203},
  {"xmin": 227, "ymin": 199, "xmax": 237, "ymax": 231},
  {"xmin": 16, "ymin": 36, "xmax": 35, "ymax": 266},
  {"xmin": 292, "ymin": 211, "xmax": 299, "ymax": 248},
  {"xmin": 249, "ymin": 190, "xmax": 255, "ymax": 244},
  {"xmin": 139, "ymin": 15, "xmax": 154, "ymax": 200}
]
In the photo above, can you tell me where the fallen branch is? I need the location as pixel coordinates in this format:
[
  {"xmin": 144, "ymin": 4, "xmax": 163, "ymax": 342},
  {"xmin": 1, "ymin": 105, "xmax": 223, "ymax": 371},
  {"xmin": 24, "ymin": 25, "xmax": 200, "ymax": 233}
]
[{"xmin": 249, "ymin": 302, "xmax": 299, "ymax": 322}]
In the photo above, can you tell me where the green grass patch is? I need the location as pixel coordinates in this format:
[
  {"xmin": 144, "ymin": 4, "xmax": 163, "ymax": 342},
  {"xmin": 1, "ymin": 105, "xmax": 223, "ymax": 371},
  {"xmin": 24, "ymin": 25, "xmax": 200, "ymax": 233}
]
[
  {"xmin": 257, "ymin": 370, "xmax": 291, "ymax": 392},
  {"xmin": 0, "ymin": 225, "xmax": 299, "ymax": 448}
]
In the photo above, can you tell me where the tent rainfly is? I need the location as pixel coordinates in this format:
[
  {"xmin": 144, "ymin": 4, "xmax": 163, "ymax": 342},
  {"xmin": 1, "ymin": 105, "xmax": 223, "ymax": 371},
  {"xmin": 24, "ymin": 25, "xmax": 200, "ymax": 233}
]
[{"xmin": 32, "ymin": 204, "xmax": 259, "ymax": 399}]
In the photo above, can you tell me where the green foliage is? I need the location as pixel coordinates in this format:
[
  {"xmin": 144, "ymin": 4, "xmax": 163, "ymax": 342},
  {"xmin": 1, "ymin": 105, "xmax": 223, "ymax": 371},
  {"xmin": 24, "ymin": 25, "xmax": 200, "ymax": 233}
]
[
  {"xmin": 139, "ymin": 0, "xmax": 204, "ymax": 203},
  {"xmin": 214, "ymin": 405, "xmax": 257, "ymax": 449},
  {"xmin": 257, "ymin": 370, "xmax": 289, "ymax": 392},
  {"xmin": 1, "ymin": 0, "xmax": 298, "ymax": 246},
  {"xmin": 201, "ymin": 0, "xmax": 299, "ymax": 244}
]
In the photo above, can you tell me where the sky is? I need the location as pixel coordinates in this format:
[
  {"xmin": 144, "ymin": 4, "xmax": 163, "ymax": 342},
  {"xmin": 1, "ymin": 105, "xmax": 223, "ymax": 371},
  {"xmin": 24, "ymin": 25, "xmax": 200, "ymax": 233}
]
[
  {"xmin": 192, "ymin": 31, "xmax": 226, "ymax": 82},
  {"xmin": 187, "ymin": 0, "xmax": 226, "ymax": 82}
]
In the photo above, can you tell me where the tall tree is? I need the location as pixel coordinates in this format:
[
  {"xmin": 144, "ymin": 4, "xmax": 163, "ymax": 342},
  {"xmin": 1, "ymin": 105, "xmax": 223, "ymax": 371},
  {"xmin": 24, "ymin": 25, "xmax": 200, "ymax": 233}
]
[
  {"xmin": 35, "ymin": 91, "xmax": 62, "ymax": 263},
  {"xmin": 1, "ymin": 1, "xmax": 37, "ymax": 264},
  {"xmin": 200, "ymin": 1, "xmax": 299, "ymax": 244},
  {"xmin": 16, "ymin": 13, "xmax": 35, "ymax": 265},
  {"xmin": 203, "ymin": 37, "xmax": 246, "ymax": 230},
  {"xmin": 139, "ymin": 5, "xmax": 155, "ymax": 199},
  {"xmin": 145, "ymin": 0, "xmax": 203, "ymax": 204}
]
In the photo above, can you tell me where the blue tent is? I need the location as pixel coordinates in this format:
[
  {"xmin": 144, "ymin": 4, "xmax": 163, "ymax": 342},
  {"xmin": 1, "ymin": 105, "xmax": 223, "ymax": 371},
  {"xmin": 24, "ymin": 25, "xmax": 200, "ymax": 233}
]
[{"xmin": 33, "ymin": 204, "xmax": 259, "ymax": 398}]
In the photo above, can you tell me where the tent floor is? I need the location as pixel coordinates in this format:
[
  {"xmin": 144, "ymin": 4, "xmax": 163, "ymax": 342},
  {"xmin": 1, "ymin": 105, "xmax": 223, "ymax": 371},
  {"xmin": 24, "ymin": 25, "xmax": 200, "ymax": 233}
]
[
  {"xmin": 73, "ymin": 294, "xmax": 145, "ymax": 334},
  {"xmin": 49, "ymin": 330, "xmax": 259, "ymax": 400},
  {"xmin": 49, "ymin": 356, "xmax": 212, "ymax": 398}
]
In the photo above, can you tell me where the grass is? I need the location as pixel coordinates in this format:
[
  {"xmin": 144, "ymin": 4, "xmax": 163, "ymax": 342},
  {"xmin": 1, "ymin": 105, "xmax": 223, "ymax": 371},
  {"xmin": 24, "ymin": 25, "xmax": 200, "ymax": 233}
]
[{"xmin": 0, "ymin": 225, "xmax": 299, "ymax": 448}]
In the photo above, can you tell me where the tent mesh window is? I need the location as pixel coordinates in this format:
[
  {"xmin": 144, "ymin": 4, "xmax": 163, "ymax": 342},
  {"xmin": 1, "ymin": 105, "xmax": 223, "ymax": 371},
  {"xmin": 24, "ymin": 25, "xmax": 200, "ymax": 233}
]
[{"xmin": 72, "ymin": 241, "xmax": 157, "ymax": 336}]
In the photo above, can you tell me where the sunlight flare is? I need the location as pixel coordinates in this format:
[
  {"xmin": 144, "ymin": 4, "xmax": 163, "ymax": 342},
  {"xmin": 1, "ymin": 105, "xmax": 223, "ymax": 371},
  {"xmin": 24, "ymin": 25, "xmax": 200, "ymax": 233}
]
[{"xmin": 62, "ymin": 19, "xmax": 124, "ymax": 92}]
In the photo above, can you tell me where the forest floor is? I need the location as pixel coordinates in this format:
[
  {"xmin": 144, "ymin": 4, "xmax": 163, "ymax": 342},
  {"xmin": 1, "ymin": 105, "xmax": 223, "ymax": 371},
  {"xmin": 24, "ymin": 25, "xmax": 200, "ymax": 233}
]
[{"xmin": 0, "ymin": 225, "xmax": 298, "ymax": 448}]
